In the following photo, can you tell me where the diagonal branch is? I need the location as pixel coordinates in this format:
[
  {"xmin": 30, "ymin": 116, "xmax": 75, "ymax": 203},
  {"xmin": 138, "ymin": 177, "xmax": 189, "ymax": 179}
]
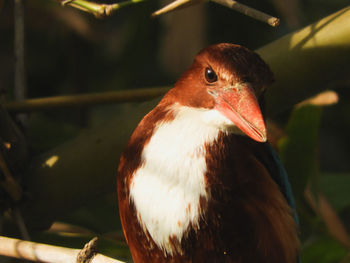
[
  {"xmin": 210, "ymin": 0, "xmax": 279, "ymax": 26},
  {"xmin": 152, "ymin": 0, "xmax": 279, "ymax": 27}
]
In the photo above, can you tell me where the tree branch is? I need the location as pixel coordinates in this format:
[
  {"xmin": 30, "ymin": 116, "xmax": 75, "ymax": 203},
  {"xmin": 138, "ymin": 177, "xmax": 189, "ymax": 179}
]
[
  {"xmin": 4, "ymin": 87, "xmax": 169, "ymax": 113},
  {"xmin": 0, "ymin": 236, "xmax": 125, "ymax": 263},
  {"xmin": 152, "ymin": 0, "xmax": 279, "ymax": 27},
  {"xmin": 12, "ymin": 207, "xmax": 30, "ymax": 241}
]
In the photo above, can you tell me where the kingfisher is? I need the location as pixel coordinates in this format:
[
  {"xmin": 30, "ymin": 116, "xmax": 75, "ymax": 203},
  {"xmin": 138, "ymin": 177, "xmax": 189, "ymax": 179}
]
[{"xmin": 117, "ymin": 43, "xmax": 300, "ymax": 263}]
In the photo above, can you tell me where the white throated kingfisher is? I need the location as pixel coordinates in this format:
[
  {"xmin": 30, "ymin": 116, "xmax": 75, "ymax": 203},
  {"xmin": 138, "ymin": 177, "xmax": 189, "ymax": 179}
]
[{"xmin": 117, "ymin": 43, "xmax": 300, "ymax": 263}]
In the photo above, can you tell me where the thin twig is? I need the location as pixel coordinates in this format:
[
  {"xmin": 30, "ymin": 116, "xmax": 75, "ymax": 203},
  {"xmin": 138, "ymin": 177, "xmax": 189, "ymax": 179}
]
[
  {"xmin": 12, "ymin": 206, "xmax": 30, "ymax": 241},
  {"xmin": 211, "ymin": 0, "xmax": 280, "ymax": 26},
  {"xmin": 61, "ymin": 0, "xmax": 146, "ymax": 18},
  {"xmin": 0, "ymin": 236, "xmax": 125, "ymax": 263},
  {"xmin": 4, "ymin": 87, "xmax": 169, "ymax": 113},
  {"xmin": 151, "ymin": 0, "xmax": 204, "ymax": 17}
]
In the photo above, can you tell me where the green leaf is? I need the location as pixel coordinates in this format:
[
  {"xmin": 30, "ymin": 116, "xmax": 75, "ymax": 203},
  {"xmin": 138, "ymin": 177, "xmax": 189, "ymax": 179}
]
[{"xmin": 278, "ymin": 105, "xmax": 322, "ymax": 200}]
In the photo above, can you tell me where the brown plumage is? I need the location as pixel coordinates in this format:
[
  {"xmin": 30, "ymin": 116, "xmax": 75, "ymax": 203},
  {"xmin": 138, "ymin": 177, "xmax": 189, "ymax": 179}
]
[{"xmin": 117, "ymin": 43, "xmax": 300, "ymax": 263}]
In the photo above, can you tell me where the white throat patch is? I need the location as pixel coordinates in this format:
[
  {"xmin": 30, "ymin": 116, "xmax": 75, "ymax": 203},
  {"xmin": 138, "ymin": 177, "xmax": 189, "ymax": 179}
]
[{"xmin": 129, "ymin": 105, "xmax": 234, "ymax": 255}]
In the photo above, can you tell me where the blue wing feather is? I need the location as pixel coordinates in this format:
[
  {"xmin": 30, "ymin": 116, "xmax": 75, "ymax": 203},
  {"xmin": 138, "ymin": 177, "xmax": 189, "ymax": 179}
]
[
  {"xmin": 263, "ymin": 143, "xmax": 301, "ymax": 263},
  {"xmin": 263, "ymin": 143, "xmax": 299, "ymax": 225}
]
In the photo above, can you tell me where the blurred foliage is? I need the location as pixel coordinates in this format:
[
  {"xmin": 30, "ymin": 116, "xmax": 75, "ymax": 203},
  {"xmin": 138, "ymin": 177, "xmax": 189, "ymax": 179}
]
[
  {"xmin": 302, "ymin": 235, "xmax": 348, "ymax": 263},
  {"xmin": 1, "ymin": 0, "xmax": 350, "ymax": 262},
  {"xmin": 278, "ymin": 105, "xmax": 322, "ymax": 201},
  {"xmin": 321, "ymin": 174, "xmax": 350, "ymax": 212}
]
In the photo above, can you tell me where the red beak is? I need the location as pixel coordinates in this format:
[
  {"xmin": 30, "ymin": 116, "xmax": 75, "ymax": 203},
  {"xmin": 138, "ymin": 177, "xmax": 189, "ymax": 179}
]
[{"xmin": 213, "ymin": 84, "xmax": 267, "ymax": 142}]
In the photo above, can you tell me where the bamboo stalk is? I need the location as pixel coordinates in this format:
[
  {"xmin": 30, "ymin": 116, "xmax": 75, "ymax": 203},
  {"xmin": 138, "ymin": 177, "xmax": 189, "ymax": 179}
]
[
  {"xmin": 257, "ymin": 6, "xmax": 350, "ymax": 115},
  {"xmin": 0, "ymin": 236, "xmax": 125, "ymax": 263}
]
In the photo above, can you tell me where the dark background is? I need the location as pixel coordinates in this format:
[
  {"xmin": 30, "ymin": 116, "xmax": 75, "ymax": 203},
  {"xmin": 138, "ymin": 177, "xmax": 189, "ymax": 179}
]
[{"xmin": 1, "ymin": 0, "xmax": 350, "ymax": 262}]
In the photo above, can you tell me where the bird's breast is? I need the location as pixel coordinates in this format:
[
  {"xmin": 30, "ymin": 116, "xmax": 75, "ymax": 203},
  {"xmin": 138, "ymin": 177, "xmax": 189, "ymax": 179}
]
[{"xmin": 129, "ymin": 105, "xmax": 229, "ymax": 255}]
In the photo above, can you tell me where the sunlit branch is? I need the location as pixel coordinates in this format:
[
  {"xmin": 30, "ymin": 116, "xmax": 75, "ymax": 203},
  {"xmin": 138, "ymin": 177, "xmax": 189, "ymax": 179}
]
[
  {"xmin": 151, "ymin": 0, "xmax": 204, "ymax": 17},
  {"xmin": 0, "ymin": 236, "xmax": 126, "ymax": 263},
  {"xmin": 210, "ymin": 0, "xmax": 279, "ymax": 26},
  {"xmin": 152, "ymin": 0, "xmax": 279, "ymax": 27}
]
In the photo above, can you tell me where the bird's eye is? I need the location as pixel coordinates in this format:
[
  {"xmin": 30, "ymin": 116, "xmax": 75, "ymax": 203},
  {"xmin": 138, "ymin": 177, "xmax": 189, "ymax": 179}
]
[{"xmin": 205, "ymin": 67, "xmax": 217, "ymax": 83}]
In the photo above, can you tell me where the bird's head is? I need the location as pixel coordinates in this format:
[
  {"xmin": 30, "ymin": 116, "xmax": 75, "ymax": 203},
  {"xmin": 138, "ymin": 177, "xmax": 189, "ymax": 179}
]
[{"xmin": 168, "ymin": 43, "xmax": 274, "ymax": 142}]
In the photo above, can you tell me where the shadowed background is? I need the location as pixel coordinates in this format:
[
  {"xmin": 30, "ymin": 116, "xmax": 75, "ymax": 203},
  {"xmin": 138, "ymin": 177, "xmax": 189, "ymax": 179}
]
[{"xmin": 0, "ymin": 0, "xmax": 350, "ymax": 262}]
